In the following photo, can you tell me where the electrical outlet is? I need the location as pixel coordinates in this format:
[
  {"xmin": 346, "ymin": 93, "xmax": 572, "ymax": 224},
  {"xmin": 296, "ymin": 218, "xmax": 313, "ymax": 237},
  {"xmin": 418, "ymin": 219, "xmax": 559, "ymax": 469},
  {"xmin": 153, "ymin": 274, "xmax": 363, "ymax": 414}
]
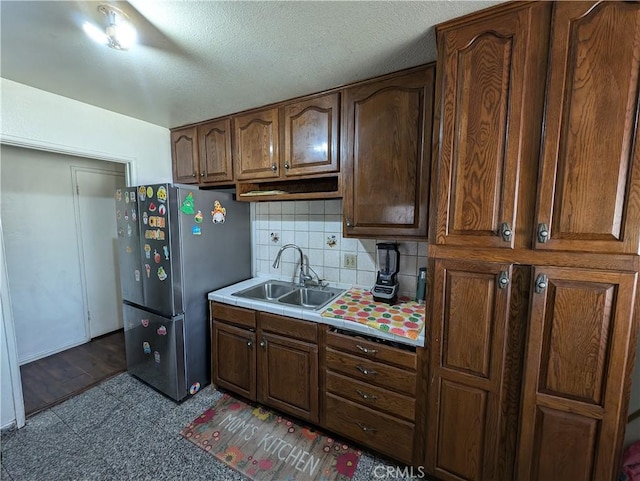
[{"xmin": 344, "ymin": 253, "xmax": 357, "ymax": 269}]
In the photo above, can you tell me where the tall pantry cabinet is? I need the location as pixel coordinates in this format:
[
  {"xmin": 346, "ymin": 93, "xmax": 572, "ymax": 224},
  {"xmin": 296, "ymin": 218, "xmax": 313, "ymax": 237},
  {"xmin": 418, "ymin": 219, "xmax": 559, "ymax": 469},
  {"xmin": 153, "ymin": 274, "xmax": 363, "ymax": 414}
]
[{"xmin": 426, "ymin": 2, "xmax": 640, "ymax": 481}]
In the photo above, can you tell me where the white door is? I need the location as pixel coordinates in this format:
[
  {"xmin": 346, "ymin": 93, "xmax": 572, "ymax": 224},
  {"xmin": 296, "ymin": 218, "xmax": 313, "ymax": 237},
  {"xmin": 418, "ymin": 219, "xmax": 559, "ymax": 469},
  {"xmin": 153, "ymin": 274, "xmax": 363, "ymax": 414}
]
[{"xmin": 74, "ymin": 168, "xmax": 126, "ymax": 338}]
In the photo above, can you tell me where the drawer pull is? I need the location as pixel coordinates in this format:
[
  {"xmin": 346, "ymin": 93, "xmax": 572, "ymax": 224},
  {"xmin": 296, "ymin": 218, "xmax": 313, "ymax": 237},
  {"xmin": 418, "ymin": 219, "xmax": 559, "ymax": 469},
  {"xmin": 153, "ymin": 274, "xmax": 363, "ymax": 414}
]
[
  {"xmin": 356, "ymin": 365, "xmax": 377, "ymax": 376},
  {"xmin": 356, "ymin": 422, "xmax": 377, "ymax": 432},
  {"xmin": 356, "ymin": 344, "xmax": 378, "ymax": 354},
  {"xmin": 356, "ymin": 390, "xmax": 377, "ymax": 401}
]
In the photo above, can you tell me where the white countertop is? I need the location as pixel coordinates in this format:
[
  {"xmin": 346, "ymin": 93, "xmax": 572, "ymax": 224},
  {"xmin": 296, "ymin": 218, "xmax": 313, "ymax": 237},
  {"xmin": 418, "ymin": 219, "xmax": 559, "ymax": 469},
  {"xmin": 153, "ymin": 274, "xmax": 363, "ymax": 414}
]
[{"xmin": 208, "ymin": 275, "xmax": 425, "ymax": 347}]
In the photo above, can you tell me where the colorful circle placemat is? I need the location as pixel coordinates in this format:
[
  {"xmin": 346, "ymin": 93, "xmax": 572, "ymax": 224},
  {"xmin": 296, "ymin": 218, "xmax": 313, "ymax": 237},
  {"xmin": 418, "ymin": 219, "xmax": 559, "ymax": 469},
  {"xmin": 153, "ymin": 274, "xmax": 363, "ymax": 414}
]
[{"xmin": 322, "ymin": 288, "xmax": 425, "ymax": 340}]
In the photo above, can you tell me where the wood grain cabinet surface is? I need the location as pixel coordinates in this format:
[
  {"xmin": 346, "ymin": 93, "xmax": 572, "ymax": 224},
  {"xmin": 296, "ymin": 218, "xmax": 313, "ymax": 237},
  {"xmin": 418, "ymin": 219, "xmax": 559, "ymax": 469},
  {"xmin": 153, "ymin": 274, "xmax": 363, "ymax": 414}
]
[
  {"xmin": 534, "ymin": 1, "xmax": 640, "ymax": 255},
  {"xmin": 342, "ymin": 65, "xmax": 434, "ymax": 238},
  {"xmin": 432, "ymin": 2, "xmax": 550, "ymax": 249},
  {"xmin": 171, "ymin": 126, "xmax": 199, "ymax": 184},
  {"xmin": 210, "ymin": 303, "xmax": 319, "ymax": 424},
  {"xmin": 197, "ymin": 118, "xmax": 234, "ymax": 185},
  {"xmin": 233, "ymin": 107, "xmax": 280, "ymax": 181},
  {"xmin": 426, "ymin": 258, "xmax": 527, "ymax": 481},
  {"xmin": 517, "ymin": 267, "xmax": 638, "ymax": 481}
]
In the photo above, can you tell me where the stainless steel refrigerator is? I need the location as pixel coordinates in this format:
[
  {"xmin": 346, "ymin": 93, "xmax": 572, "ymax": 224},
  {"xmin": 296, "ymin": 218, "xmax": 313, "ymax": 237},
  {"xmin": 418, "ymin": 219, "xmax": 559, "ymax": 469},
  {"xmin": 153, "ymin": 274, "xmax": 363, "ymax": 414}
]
[{"xmin": 114, "ymin": 184, "xmax": 251, "ymax": 401}]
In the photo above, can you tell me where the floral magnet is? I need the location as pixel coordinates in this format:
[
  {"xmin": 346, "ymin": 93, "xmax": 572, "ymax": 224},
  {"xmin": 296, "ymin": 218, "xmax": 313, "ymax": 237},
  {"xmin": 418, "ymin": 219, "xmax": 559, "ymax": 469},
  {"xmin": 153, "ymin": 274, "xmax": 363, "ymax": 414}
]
[
  {"xmin": 211, "ymin": 200, "xmax": 226, "ymax": 223},
  {"xmin": 144, "ymin": 244, "xmax": 151, "ymax": 259},
  {"xmin": 181, "ymin": 192, "xmax": 195, "ymax": 215},
  {"xmin": 138, "ymin": 186, "xmax": 146, "ymax": 202}
]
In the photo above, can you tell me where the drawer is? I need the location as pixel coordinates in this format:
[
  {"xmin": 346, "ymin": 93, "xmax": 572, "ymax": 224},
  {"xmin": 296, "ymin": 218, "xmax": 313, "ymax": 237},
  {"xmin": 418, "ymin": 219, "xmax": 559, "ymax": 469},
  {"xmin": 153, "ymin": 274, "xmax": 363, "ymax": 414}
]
[
  {"xmin": 324, "ymin": 393, "xmax": 414, "ymax": 465},
  {"xmin": 325, "ymin": 348, "xmax": 416, "ymax": 395},
  {"xmin": 326, "ymin": 329, "xmax": 417, "ymax": 370},
  {"xmin": 211, "ymin": 302, "xmax": 256, "ymax": 329},
  {"xmin": 259, "ymin": 312, "xmax": 317, "ymax": 343},
  {"xmin": 326, "ymin": 371, "xmax": 415, "ymax": 421}
]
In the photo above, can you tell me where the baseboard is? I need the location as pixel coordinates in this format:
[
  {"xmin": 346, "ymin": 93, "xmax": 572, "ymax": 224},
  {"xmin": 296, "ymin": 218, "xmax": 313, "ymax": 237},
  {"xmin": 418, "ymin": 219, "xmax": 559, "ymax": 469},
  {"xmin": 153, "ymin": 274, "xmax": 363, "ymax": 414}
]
[{"xmin": 18, "ymin": 337, "xmax": 88, "ymax": 366}]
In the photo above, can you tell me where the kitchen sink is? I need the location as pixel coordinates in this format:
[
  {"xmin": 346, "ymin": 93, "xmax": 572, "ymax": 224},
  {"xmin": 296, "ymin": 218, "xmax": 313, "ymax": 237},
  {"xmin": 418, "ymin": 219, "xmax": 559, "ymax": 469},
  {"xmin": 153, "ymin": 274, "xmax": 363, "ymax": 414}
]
[
  {"xmin": 277, "ymin": 287, "xmax": 344, "ymax": 309},
  {"xmin": 231, "ymin": 280, "xmax": 344, "ymax": 310},
  {"xmin": 232, "ymin": 280, "xmax": 297, "ymax": 301}
]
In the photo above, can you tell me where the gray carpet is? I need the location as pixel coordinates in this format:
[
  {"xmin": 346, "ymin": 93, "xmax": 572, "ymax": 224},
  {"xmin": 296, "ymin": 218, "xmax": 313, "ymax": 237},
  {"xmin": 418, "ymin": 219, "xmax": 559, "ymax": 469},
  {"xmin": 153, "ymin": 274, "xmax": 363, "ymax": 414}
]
[{"xmin": 1, "ymin": 373, "xmax": 418, "ymax": 480}]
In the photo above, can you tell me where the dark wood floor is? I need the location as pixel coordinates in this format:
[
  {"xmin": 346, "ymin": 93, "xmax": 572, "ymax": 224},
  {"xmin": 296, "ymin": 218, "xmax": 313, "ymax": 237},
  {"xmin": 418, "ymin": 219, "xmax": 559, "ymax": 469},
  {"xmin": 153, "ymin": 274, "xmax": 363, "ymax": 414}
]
[{"xmin": 20, "ymin": 330, "xmax": 126, "ymax": 416}]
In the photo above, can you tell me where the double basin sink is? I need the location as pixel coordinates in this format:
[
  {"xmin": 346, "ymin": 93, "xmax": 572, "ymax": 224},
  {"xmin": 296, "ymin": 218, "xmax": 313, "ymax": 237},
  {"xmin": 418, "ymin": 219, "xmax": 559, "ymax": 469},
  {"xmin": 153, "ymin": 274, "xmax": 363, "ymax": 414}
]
[{"xmin": 232, "ymin": 280, "xmax": 345, "ymax": 310}]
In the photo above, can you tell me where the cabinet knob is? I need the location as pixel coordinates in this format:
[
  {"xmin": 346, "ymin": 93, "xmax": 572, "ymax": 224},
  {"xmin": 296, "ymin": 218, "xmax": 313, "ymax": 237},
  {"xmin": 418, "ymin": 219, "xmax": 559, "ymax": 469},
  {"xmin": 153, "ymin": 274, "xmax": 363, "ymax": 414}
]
[
  {"xmin": 271, "ymin": 164, "xmax": 277, "ymax": 172},
  {"xmin": 537, "ymin": 223, "xmax": 550, "ymax": 243},
  {"xmin": 284, "ymin": 162, "xmax": 290, "ymax": 170},
  {"xmin": 247, "ymin": 340, "xmax": 253, "ymax": 348},
  {"xmin": 192, "ymin": 172, "xmax": 197, "ymax": 178},
  {"xmin": 356, "ymin": 365, "xmax": 377, "ymax": 376},
  {"xmin": 535, "ymin": 274, "xmax": 548, "ymax": 293},
  {"xmin": 346, "ymin": 219, "xmax": 353, "ymax": 228},
  {"xmin": 498, "ymin": 271, "xmax": 510, "ymax": 289},
  {"xmin": 356, "ymin": 344, "xmax": 378, "ymax": 355},
  {"xmin": 500, "ymin": 222, "xmax": 512, "ymax": 242},
  {"xmin": 260, "ymin": 340, "xmax": 266, "ymax": 349},
  {"xmin": 356, "ymin": 422, "xmax": 377, "ymax": 432},
  {"xmin": 200, "ymin": 172, "xmax": 205, "ymax": 177}
]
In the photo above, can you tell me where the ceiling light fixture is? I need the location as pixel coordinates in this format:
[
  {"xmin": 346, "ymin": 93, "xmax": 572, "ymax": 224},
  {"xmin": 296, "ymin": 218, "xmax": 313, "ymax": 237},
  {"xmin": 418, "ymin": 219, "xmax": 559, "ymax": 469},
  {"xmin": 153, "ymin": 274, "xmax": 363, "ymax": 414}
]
[{"xmin": 82, "ymin": 4, "xmax": 137, "ymax": 51}]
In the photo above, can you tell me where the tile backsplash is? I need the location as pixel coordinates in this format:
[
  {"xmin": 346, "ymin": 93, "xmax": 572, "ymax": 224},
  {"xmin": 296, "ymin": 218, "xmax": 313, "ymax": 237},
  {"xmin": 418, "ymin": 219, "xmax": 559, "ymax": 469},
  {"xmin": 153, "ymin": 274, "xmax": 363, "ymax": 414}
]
[{"xmin": 251, "ymin": 199, "xmax": 428, "ymax": 299}]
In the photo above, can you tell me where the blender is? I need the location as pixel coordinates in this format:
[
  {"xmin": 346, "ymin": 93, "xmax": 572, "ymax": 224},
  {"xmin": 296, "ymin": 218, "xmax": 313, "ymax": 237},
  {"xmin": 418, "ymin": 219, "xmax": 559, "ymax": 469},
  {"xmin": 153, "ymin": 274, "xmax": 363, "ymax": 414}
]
[{"xmin": 372, "ymin": 243, "xmax": 400, "ymax": 304}]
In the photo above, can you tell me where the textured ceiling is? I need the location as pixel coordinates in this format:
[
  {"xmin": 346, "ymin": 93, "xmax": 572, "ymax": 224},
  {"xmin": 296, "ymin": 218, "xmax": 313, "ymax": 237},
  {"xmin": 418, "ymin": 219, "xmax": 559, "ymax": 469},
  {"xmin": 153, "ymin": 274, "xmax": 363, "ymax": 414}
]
[{"xmin": 1, "ymin": 1, "xmax": 504, "ymax": 129}]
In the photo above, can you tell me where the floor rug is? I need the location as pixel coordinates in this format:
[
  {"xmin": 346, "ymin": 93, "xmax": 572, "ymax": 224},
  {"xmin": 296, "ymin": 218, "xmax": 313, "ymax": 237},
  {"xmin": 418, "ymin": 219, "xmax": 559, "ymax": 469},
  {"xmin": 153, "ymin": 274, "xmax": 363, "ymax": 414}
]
[{"xmin": 180, "ymin": 393, "xmax": 361, "ymax": 481}]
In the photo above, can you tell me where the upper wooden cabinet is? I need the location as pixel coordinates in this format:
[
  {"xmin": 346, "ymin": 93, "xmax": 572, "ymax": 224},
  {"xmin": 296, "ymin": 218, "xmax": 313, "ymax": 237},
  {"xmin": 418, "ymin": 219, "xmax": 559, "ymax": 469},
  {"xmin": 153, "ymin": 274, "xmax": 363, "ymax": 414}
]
[
  {"xmin": 171, "ymin": 126, "xmax": 199, "ymax": 184},
  {"xmin": 282, "ymin": 93, "xmax": 340, "ymax": 177},
  {"xmin": 517, "ymin": 267, "xmax": 638, "ymax": 481},
  {"xmin": 534, "ymin": 1, "xmax": 640, "ymax": 255},
  {"xmin": 233, "ymin": 107, "xmax": 280, "ymax": 181},
  {"xmin": 171, "ymin": 121, "xmax": 234, "ymax": 186},
  {"xmin": 342, "ymin": 66, "xmax": 434, "ymax": 238},
  {"xmin": 198, "ymin": 118, "xmax": 233, "ymax": 184},
  {"xmin": 433, "ymin": 2, "xmax": 551, "ymax": 249}
]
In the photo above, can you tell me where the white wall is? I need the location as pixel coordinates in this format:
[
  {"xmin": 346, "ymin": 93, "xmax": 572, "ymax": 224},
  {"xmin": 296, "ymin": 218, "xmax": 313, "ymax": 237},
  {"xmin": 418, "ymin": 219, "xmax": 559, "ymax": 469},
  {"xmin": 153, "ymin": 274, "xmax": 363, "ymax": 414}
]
[{"xmin": 0, "ymin": 79, "xmax": 172, "ymax": 429}]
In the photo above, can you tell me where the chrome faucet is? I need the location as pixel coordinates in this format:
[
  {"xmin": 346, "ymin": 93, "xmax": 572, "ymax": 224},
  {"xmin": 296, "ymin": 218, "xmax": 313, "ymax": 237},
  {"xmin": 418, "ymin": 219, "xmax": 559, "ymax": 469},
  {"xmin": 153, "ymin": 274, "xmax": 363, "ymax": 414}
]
[{"xmin": 272, "ymin": 243, "xmax": 314, "ymax": 287}]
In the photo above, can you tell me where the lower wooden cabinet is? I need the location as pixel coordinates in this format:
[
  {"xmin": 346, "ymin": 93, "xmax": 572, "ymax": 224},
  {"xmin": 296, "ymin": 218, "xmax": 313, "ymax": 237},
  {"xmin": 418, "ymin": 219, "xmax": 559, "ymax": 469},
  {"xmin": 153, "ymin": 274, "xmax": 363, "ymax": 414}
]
[
  {"xmin": 516, "ymin": 267, "xmax": 638, "ymax": 481},
  {"xmin": 425, "ymin": 259, "xmax": 529, "ymax": 481},
  {"xmin": 323, "ymin": 328, "xmax": 419, "ymax": 465},
  {"xmin": 211, "ymin": 303, "xmax": 319, "ymax": 423}
]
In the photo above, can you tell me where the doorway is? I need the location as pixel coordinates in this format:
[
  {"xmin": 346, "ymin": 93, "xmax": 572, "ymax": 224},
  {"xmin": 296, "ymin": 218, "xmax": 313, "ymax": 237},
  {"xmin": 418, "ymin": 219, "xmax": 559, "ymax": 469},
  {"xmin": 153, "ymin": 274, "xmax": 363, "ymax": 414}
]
[
  {"xmin": 72, "ymin": 167, "xmax": 125, "ymax": 338},
  {"xmin": 1, "ymin": 145, "xmax": 128, "ymax": 414}
]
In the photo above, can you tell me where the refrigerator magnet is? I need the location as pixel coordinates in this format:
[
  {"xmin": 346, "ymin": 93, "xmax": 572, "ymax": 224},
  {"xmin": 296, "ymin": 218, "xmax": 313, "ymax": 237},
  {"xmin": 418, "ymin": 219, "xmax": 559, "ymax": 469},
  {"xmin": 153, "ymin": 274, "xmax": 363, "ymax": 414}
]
[
  {"xmin": 134, "ymin": 270, "xmax": 140, "ymax": 282},
  {"xmin": 127, "ymin": 224, "xmax": 132, "ymax": 237},
  {"xmin": 157, "ymin": 186, "xmax": 167, "ymax": 203},
  {"xmin": 154, "ymin": 351, "xmax": 161, "ymax": 363},
  {"xmin": 211, "ymin": 200, "xmax": 226, "ymax": 223},
  {"xmin": 194, "ymin": 210, "xmax": 203, "ymax": 223},
  {"xmin": 157, "ymin": 266, "xmax": 168, "ymax": 281},
  {"xmin": 124, "ymin": 210, "xmax": 129, "ymax": 221},
  {"xmin": 154, "ymin": 250, "xmax": 161, "ymax": 264},
  {"xmin": 149, "ymin": 202, "xmax": 157, "ymax": 212},
  {"xmin": 126, "ymin": 246, "xmax": 132, "ymax": 254},
  {"xmin": 145, "ymin": 264, "xmax": 151, "ymax": 278},
  {"xmin": 158, "ymin": 204, "xmax": 166, "ymax": 216},
  {"xmin": 141, "ymin": 319, "xmax": 149, "ymax": 327},
  {"xmin": 143, "ymin": 212, "xmax": 148, "ymax": 225},
  {"xmin": 192, "ymin": 225, "xmax": 201, "ymax": 236},
  {"xmin": 157, "ymin": 326, "xmax": 167, "ymax": 336},
  {"xmin": 125, "ymin": 192, "xmax": 130, "ymax": 203},
  {"xmin": 189, "ymin": 382, "xmax": 201, "ymax": 395},
  {"xmin": 144, "ymin": 244, "xmax": 151, "ymax": 258},
  {"xmin": 143, "ymin": 342, "xmax": 151, "ymax": 354},
  {"xmin": 163, "ymin": 245, "xmax": 169, "ymax": 260},
  {"xmin": 180, "ymin": 192, "xmax": 196, "ymax": 215},
  {"xmin": 116, "ymin": 210, "xmax": 121, "ymax": 220},
  {"xmin": 115, "ymin": 189, "xmax": 122, "ymax": 201},
  {"xmin": 146, "ymin": 186, "xmax": 154, "ymax": 199},
  {"xmin": 132, "ymin": 210, "xmax": 137, "ymax": 221},
  {"xmin": 138, "ymin": 186, "xmax": 146, "ymax": 201},
  {"xmin": 130, "ymin": 191, "xmax": 136, "ymax": 202}
]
